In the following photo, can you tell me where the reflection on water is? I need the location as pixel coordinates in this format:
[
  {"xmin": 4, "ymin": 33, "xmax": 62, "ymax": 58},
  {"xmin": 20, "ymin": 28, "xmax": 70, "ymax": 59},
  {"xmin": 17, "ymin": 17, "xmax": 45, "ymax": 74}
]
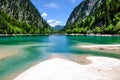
[
  {"xmin": 0, "ymin": 35, "xmax": 120, "ymax": 80},
  {"xmin": 47, "ymin": 35, "xmax": 68, "ymax": 53}
]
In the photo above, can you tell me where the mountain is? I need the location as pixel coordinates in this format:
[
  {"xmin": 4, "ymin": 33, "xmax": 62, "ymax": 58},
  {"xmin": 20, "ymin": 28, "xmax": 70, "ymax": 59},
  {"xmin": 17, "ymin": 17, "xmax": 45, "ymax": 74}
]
[
  {"xmin": 0, "ymin": 0, "xmax": 51, "ymax": 34},
  {"xmin": 53, "ymin": 25, "xmax": 64, "ymax": 31},
  {"xmin": 66, "ymin": 0, "xmax": 96, "ymax": 25},
  {"xmin": 64, "ymin": 0, "xmax": 120, "ymax": 34}
]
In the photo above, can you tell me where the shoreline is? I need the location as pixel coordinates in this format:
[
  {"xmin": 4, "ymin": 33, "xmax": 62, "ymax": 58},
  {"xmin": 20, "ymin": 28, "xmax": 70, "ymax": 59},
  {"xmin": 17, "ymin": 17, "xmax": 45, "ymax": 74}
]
[
  {"xmin": 0, "ymin": 34, "xmax": 120, "ymax": 37},
  {"xmin": 78, "ymin": 44, "xmax": 120, "ymax": 53},
  {"xmin": 64, "ymin": 33, "xmax": 120, "ymax": 36},
  {"xmin": 14, "ymin": 56, "xmax": 120, "ymax": 80},
  {"xmin": 0, "ymin": 34, "xmax": 49, "ymax": 37}
]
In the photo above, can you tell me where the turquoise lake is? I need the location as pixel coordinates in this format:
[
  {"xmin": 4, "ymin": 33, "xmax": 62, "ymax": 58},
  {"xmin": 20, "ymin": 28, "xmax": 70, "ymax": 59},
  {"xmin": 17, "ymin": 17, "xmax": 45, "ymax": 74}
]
[{"xmin": 0, "ymin": 35, "xmax": 120, "ymax": 80}]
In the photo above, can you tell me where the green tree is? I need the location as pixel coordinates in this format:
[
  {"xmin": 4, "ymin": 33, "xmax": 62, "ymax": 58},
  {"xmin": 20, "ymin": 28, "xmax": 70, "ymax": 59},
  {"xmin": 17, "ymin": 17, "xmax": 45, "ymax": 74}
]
[{"xmin": 93, "ymin": 27, "xmax": 101, "ymax": 34}]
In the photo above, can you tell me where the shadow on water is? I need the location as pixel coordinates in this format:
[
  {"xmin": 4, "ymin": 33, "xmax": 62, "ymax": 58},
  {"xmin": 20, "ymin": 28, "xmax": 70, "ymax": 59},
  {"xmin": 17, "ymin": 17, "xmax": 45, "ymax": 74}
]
[
  {"xmin": 66, "ymin": 35, "xmax": 120, "ymax": 44},
  {"xmin": 0, "ymin": 35, "xmax": 49, "ymax": 45}
]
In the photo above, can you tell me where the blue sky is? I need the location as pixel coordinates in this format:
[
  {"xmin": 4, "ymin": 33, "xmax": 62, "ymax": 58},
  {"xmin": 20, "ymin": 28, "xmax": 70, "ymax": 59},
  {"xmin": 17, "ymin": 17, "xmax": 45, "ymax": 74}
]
[{"xmin": 31, "ymin": 0, "xmax": 82, "ymax": 27}]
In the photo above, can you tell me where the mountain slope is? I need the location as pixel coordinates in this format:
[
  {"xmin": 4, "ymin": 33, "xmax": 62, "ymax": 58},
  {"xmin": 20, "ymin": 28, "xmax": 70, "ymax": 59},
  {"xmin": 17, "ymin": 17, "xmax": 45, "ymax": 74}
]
[
  {"xmin": 0, "ymin": 0, "xmax": 51, "ymax": 34},
  {"xmin": 64, "ymin": 0, "xmax": 120, "ymax": 34},
  {"xmin": 66, "ymin": 0, "xmax": 96, "ymax": 26}
]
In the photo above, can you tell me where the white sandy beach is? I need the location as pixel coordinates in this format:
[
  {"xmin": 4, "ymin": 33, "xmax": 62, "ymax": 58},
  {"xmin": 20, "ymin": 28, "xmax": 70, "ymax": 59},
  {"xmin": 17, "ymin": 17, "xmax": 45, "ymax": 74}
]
[
  {"xmin": 78, "ymin": 44, "xmax": 120, "ymax": 53},
  {"xmin": 14, "ymin": 56, "xmax": 120, "ymax": 80}
]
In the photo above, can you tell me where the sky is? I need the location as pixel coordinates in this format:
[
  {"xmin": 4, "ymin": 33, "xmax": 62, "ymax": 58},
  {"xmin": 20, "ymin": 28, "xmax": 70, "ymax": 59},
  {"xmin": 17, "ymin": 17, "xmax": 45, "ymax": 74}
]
[{"xmin": 31, "ymin": 0, "xmax": 82, "ymax": 27}]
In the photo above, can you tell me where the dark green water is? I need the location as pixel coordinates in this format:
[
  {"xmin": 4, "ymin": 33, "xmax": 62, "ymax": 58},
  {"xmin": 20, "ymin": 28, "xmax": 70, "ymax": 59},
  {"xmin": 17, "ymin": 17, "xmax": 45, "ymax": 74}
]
[{"xmin": 0, "ymin": 35, "xmax": 120, "ymax": 80}]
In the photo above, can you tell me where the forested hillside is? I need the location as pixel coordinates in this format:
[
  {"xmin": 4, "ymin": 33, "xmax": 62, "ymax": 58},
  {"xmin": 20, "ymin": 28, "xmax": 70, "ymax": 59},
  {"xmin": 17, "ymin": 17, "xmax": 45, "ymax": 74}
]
[
  {"xmin": 64, "ymin": 0, "xmax": 120, "ymax": 34},
  {"xmin": 0, "ymin": 0, "xmax": 51, "ymax": 34}
]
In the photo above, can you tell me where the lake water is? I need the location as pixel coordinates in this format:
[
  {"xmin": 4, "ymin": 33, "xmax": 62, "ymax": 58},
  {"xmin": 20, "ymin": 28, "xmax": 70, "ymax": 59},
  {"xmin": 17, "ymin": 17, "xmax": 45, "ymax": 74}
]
[{"xmin": 0, "ymin": 35, "xmax": 120, "ymax": 80}]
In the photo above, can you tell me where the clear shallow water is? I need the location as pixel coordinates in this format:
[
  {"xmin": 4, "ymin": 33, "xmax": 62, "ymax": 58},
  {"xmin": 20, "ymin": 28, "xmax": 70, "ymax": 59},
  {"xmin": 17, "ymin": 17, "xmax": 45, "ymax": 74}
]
[{"xmin": 0, "ymin": 35, "xmax": 120, "ymax": 80}]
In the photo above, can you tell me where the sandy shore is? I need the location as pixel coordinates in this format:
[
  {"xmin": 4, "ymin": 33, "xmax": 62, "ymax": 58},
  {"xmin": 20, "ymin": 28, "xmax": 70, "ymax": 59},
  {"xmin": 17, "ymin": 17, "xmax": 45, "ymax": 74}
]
[
  {"xmin": 78, "ymin": 44, "xmax": 120, "ymax": 53},
  {"xmin": 68, "ymin": 54, "xmax": 92, "ymax": 65},
  {"xmin": 0, "ymin": 46, "xmax": 21, "ymax": 60},
  {"xmin": 14, "ymin": 56, "xmax": 120, "ymax": 80}
]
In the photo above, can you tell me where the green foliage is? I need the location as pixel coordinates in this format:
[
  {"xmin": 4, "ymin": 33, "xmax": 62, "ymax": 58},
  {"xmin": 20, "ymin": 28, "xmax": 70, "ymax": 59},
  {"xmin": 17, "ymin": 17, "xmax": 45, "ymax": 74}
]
[
  {"xmin": 93, "ymin": 27, "xmax": 101, "ymax": 34},
  {"xmin": 0, "ymin": 11, "xmax": 51, "ymax": 34},
  {"xmin": 0, "ymin": 0, "xmax": 52, "ymax": 34},
  {"xmin": 113, "ymin": 21, "xmax": 120, "ymax": 34},
  {"xmin": 102, "ymin": 24, "xmax": 113, "ymax": 34}
]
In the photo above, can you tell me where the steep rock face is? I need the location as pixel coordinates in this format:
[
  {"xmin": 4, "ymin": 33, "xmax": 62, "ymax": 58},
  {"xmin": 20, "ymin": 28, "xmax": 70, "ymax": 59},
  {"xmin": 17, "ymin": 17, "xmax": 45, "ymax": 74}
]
[
  {"xmin": 66, "ymin": 0, "xmax": 97, "ymax": 26},
  {"xmin": 0, "ymin": 0, "xmax": 44, "ymax": 28}
]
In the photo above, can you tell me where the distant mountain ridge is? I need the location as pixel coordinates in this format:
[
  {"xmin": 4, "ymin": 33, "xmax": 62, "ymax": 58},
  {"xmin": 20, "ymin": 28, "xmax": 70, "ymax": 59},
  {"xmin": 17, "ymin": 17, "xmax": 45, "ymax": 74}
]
[
  {"xmin": 53, "ymin": 25, "xmax": 64, "ymax": 31},
  {"xmin": 64, "ymin": 0, "xmax": 120, "ymax": 34},
  {"xmin": 0, "ymin": 0, "xmax": 50, "ymax": 34}
]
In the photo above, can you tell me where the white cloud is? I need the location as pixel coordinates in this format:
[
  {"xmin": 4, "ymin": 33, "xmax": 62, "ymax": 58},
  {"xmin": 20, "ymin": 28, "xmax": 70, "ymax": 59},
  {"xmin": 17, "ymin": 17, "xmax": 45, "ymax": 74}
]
[
  {"xmin": 45, "ymin": 3, "xmax": 58, "ymax": 9},
  {"xmin": 42, "ymin": 13, "xmax": 48, "ymax": 17},
  {"xmin": 47, "ymin": 20, "xmax": 61, "ymax": 27},
  {"xmin": 70, "ymin": 0, "xmax": 76, "ymax": 3},
  {"xmin": 47, "ymin": 20, "xmax": 55, "ymax": 23}
]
